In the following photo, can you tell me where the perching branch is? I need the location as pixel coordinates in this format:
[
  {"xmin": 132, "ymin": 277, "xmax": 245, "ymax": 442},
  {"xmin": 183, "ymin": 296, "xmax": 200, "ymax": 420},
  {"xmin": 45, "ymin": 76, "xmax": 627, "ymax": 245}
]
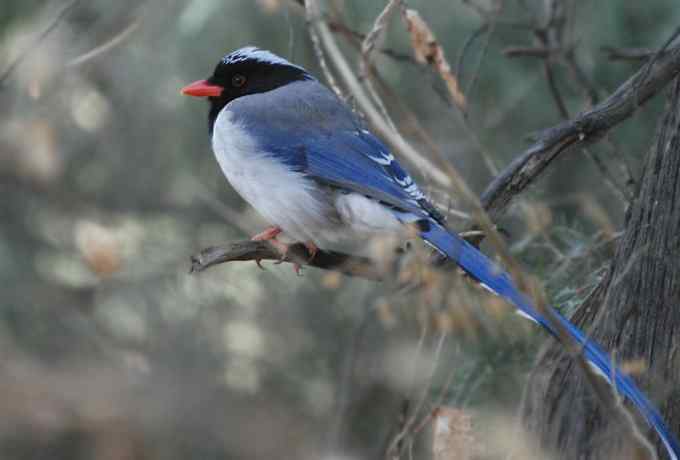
[
  {"xmin": 189, "ymin": 229, "xmax": 491, "ymax": 278},
  {"xmin": 193, "ymin": 11, "xmax": 680, "ymax": 284},
  {"xmin": 190, "ymin": 240, "xmax": 383, "ymax": 280}
]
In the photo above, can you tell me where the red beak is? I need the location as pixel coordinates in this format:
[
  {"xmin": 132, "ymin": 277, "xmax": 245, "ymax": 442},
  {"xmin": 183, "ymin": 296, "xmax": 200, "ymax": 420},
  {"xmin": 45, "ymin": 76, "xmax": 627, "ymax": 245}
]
[{"xmin": 181, "ymin": 79, "xmax": 223, "ymax": 97}]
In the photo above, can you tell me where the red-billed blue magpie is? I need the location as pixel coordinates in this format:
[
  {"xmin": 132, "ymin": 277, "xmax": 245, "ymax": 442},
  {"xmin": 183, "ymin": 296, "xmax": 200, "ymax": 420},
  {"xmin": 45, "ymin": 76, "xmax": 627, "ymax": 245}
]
[{"xmin": 182, "ymin": 46, "xmax": 679, "ymax": 459}]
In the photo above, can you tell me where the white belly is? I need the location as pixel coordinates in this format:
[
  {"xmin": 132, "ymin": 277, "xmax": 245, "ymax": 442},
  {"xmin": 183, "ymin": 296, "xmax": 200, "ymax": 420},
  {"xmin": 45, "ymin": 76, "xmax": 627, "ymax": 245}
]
[
  {"xmin": 211, "ymin": 108, "xmax": 404, "ymax": 246},
  {"xmin": 212, "ymin": 109, "xmax": 338, "ymax": 244}
]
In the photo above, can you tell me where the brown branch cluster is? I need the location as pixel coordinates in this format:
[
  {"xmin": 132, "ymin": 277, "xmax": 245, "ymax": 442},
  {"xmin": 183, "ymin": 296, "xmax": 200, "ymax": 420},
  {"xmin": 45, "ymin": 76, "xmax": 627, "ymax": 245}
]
[{"xmin": 191, "ymin": 6, "xmax": 680, "ymax": 282}]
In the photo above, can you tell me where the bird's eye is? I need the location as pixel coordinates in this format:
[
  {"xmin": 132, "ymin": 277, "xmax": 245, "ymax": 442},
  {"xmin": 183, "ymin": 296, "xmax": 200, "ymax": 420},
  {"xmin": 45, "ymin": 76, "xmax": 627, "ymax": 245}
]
[{"xmin": 231, "ymin": 74, "xmax": 247, "ymax": 88}]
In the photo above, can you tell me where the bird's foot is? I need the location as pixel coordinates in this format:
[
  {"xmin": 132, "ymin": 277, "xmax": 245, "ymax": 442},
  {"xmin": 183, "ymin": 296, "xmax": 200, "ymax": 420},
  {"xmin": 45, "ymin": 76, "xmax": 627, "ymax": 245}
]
[
  {"xmin": 304, "ymin": 241, "xmax": 318, "ymax": 261},
  {"xmin": 250, "ymin": 228, "xmax": 316, "ymax": 276},
  {"xmin": 290, "ymin": 241, "xmax": 318, "ymax": 276},
  {"xmin": 251, "ymin": 226, "xmax": 282, "ymax": 241},
  {"xmin": 251, "ymin": 226, "xmax": 283, "ymax": 269},
  {"xmin": 268, "ymin": 240, "xmax": 303, "ymax": 275}
]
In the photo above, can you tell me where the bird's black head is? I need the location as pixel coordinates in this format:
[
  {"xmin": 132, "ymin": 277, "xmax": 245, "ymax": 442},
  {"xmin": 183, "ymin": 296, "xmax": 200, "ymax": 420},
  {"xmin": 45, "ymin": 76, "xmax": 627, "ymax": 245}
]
[{"xmin": 182, "ymin": 47, "xmax": 313, "ymax": 134}]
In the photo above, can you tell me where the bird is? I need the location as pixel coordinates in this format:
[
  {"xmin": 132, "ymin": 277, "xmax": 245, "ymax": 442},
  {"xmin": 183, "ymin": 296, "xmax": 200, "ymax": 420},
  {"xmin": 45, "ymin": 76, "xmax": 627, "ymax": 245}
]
[{"xmin": 182, "ymin": 46, "xmax": 679, "ymax": 459}]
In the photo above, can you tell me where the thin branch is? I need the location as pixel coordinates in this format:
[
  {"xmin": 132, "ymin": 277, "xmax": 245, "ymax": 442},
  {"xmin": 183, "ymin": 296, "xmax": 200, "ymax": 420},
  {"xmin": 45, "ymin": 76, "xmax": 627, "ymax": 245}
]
[
  {"xmin": 456, "ymin": 23, "xmax": 489, "ymax": 87},
  {"xmin": 542, "ymin": 48, "xmax": 631, "ymax": 202},
  {"xmin": 460, "ymin": 0, "xmax": 503, "ymax": 112},
  {"xmin": 602, "ymin": 46, "xmax": 660, "ymax": 62},
  {"xmin": 503, "ymin": 45, "xmax": 560, "ymax": 58},
  {"xmin": 481, "ymin": 42, "xmax": 680, "ymax": 220},
  {"xmin": 543, "ymin": 59, "xmax": 569, "ymax": 119},
  {"xmin": 304, "ymin": 0, "xmax": 453, "ymax": 187},
  {"xmin": 563, "ymin": 49, "xmax": 601, "ymax": 106},
  {"xmin": 66, "ymin": 20, "xmax": 140, "ymax": 67},
  {"xmin": 0, "ymin": 0, "xmax": 81, "ymax": 89},
  {"xmin": 359, "ymin": 0, "xmax": 400, "ymax": 133},
  {"xmin": 328, "ymin": 20, "xmax": 416, "ymax": 63},
  {"xmin": 304, "ymin": 0, "xmax": 344, "ymax": 99}
]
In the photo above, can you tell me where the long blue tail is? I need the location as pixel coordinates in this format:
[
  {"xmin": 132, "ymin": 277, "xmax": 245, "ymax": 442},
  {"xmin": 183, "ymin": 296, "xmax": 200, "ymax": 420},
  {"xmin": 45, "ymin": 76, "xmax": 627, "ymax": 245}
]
[{"xmin": 420, "ymin": 221, "xmax": 680, "ymax": 460}]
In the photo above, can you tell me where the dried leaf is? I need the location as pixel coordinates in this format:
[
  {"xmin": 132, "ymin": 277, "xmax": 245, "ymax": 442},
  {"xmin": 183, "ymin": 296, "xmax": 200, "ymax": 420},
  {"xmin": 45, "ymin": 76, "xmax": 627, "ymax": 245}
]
[
  {"xmin": 321, "ymin": 271, "xmax": 342, "ymax": 289},
  {"xmin": 401, "ymin": 9, "xmax": 467, "ymax": 112},
  {"xmin": 75, "ymin": 220, "xmax": 122, "ymax": 277},
  {"xmin": 432, "ymin": 407, "xmax": 481, "ymax": 460},
  {"xmin": 376, "ymin": 298, "xmax": 397, "ymax": 329},
  {"xmin": 620, "ymin": 358, "xmax": 648, "ymax": 376},
  {"xmin": 256, "ymin": 0, "xmax": 282, "ymax": 14},
  {"xmin": 522, "ymin": 201, "xmax": 553, "ymax": 234}
]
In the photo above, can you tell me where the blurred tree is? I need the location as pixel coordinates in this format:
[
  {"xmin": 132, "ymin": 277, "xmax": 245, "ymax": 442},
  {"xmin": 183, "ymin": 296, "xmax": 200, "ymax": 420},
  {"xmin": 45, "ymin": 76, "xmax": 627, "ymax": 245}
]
[{"xmin": 521, "ymin": 76, "xmax": 680, "ymax": 459}]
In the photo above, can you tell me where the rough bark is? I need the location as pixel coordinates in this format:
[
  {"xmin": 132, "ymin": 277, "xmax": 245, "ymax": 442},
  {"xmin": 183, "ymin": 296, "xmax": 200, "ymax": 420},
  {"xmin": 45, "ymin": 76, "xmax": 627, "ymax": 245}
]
[{"xmin": 520, "ymin": 79, "xmax": 680, "ymax": 458}]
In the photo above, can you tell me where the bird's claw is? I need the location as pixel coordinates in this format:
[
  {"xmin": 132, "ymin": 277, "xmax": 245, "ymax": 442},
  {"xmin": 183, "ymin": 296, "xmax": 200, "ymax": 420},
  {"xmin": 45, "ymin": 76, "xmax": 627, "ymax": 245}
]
[
  {"xmin": 304, "ymin": 241, "xmax": 319, "ymax": 261},
  {"xmin": 251, "ymin": 226, "xmax": 282, "ymax": 241},
  {"xmin": 250, "ymin": 229, "xmax": 316, "ymax": 276}
]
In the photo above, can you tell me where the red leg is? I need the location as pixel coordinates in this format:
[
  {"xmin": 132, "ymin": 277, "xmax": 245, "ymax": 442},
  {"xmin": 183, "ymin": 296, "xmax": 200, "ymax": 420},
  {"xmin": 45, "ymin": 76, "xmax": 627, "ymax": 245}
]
[
  {"xmin": 268, "ymin": 238, "xmax": 291, "ymax": 259},
  {"xmin": 251, "ymin": 226, "xmax": 282, "ymax": 241},
  {"xmin": 268, "ymin": 239, "xmax": 303, "ymax": 275},
  {"xmin": 304, "ymin": 241, "xmax": 318, "ymax": 261},
  {"xmin": 249, "ymin": 227, "xmax": 313, "ymax": 276},
  {"xmin": 251, "ymin": 226, "xmax": 283, "ymax": 269}
]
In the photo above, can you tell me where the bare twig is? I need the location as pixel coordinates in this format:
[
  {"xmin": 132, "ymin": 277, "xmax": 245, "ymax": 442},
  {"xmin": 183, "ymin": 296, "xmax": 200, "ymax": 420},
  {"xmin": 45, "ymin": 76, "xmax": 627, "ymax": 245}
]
[
  {"xmin": 543, "ymin": 59, "xmax": 569, "ymax": 119},
  {"xmin": 67, "ymin": 20, "xmax": 140, "ymax": 67},
  {"xmin": 537, "ymin": 47, "xmax": 631, "ymax": 202},
  {"xmin": 459, "ymin": 0, "xmax": 503, "ymax": 111},
  {"xmin": 481, "ymin": 42, "xmax": 680, "ymax": 220},
  {"xmin": 304, "ymin": 0, "xmax": 344, "ymax": 99},
  {"xmin": 0, "ymin": 0, "xmax": 81, "ymax": 89},
  {"xmin": 456, "ymin": 23, "xmax": 489, "ymax": 88},
  {"xmin": 503, "ymin": 45, "xmax": 560, "ymax": 58},
  {"xmin": 325, "ymin": 15, "xmax": 466, "ymax": 209},
  {"xmin": 328, "ymin": 20, "xmax": 416, "ymax": 64},
  {"xmin": 304, "ymin": 0, "xmax": 452, "ymax": 187},
  {"xmin": 602, "ymin": 47, "xmax": 660, "ymax": 62},
  {"xmin": 359, "ymin": 0, "xmax": 400, "ymax": 133},
  {"xmin": 563, "ymin": 49, "xmax": 600, "ymax": 106}
]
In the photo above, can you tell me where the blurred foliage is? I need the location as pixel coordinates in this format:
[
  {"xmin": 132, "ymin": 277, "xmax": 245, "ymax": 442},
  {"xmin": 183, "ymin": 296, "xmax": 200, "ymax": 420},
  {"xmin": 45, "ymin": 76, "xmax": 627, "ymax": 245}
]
[{"xmin": 1, "ymin": 0, "xmax": 678, "ymax": 459}]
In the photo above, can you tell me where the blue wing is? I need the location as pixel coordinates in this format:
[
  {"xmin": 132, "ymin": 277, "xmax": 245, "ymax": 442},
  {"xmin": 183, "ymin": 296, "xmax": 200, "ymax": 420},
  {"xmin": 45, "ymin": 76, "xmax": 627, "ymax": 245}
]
[
  {"xmin": 257, "ymin": 126, "xmax": 441, "ymax": 220},
  {"xmin": 232, "ymin": 80, "xmax": 444, "ymax": 222}
]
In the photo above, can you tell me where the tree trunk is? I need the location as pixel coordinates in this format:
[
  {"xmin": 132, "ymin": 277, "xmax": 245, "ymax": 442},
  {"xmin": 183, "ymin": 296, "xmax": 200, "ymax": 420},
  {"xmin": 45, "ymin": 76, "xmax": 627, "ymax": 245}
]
[{"xmin": 521, "ymin": 78, "xmax": 680, "ymax": 459}]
